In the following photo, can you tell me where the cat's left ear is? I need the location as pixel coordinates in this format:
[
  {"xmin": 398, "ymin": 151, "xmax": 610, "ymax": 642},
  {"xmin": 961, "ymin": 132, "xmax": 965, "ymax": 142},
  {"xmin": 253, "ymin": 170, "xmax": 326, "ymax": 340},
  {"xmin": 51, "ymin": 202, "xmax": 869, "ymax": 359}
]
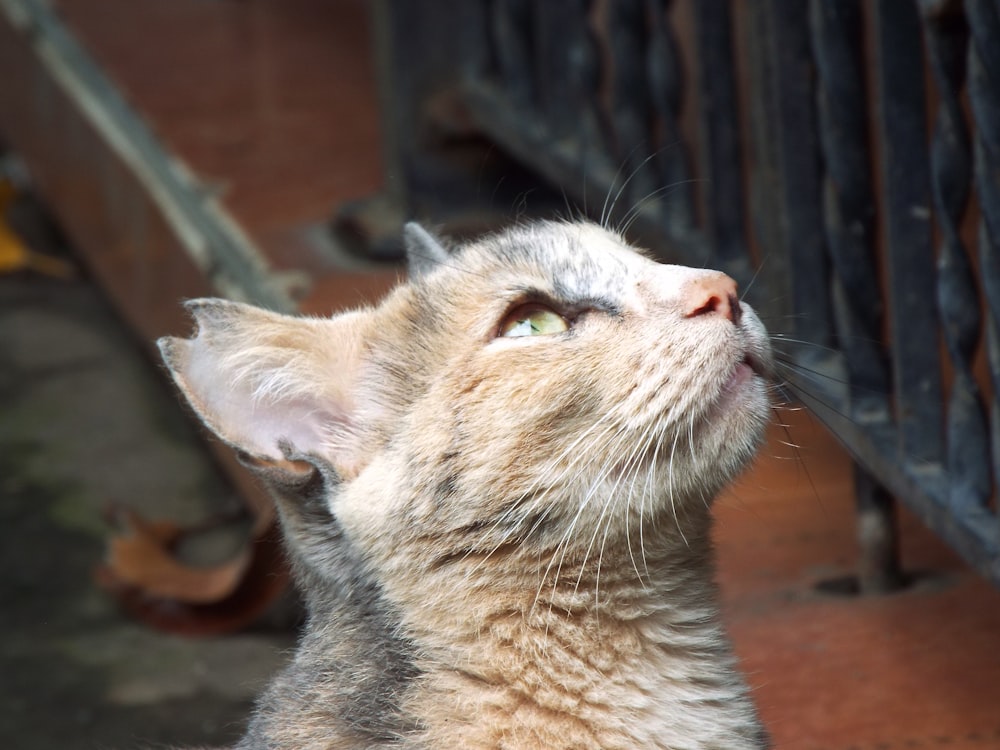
[
  {"xmin": 158, "ymin": 299, "xmax": 375, "ymax": 480},
  {"xmin": 404, "ymin": 222, "xmax": 449, "ymax": 278}
]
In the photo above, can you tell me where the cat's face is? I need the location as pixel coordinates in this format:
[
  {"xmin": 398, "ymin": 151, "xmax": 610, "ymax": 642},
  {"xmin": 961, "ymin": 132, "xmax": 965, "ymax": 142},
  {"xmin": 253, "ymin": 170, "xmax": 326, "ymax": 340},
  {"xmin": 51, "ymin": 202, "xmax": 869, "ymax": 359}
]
[{"xmin": 160, "ymin": 222, "xmax": 772, "ymax": 566}]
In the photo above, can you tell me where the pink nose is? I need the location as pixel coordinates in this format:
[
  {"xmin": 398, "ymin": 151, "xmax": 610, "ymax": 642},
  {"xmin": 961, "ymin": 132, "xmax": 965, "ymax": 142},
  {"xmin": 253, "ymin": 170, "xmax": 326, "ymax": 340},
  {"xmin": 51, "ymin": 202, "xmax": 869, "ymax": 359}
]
[{"xmin": 682, "ymin": 273, "xmax": 742, "ymax": 325}]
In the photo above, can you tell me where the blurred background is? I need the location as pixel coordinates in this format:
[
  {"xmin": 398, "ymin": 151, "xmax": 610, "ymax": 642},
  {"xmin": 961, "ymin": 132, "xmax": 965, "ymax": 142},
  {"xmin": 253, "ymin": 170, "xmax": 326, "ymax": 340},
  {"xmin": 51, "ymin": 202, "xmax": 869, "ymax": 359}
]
[{"xmin": 1, "ymin": 1, "xmax": 999, "ymax": 748}]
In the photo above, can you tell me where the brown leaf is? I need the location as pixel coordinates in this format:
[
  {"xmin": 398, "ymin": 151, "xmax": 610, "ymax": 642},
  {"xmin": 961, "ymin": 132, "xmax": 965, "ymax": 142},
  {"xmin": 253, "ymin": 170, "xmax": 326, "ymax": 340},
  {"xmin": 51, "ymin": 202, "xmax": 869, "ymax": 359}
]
[{"xmin": 97, "ymin": 506, "xmax": 291, "ymax": 636}]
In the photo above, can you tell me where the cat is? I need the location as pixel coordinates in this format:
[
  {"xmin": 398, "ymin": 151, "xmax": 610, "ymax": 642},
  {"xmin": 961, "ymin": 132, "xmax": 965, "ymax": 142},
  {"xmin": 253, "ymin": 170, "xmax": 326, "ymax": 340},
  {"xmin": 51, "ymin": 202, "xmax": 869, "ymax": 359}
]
[{"xmin": 159, "ymin": 220, "xmax": 774, "ymax": 749}]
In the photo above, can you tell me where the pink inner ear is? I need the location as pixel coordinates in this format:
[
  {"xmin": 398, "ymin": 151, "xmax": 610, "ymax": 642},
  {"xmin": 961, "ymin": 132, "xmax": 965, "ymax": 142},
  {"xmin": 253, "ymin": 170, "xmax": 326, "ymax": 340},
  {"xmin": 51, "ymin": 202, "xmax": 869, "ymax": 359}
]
[
  {"xmin": 226, "ymin": 394, "xmax": 343, "ymax": 463},
  {"xmin": 187, "ymin": 349, "xmax": 355, "ymax": 464},
  {"xmin": 163, "ymin": 333, "xmax": 354, "ymax": 464},
  {"xmin": 161, "ymin": 306, "xmax": 366, "ymax": 472}
]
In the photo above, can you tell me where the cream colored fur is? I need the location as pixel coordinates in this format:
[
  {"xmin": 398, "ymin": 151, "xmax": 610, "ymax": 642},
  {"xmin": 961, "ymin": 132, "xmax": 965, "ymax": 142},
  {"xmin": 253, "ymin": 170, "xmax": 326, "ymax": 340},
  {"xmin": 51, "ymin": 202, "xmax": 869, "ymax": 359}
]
[{"xmin": 160, "ymin": 221, "xmax": 774, "ymax": 749}]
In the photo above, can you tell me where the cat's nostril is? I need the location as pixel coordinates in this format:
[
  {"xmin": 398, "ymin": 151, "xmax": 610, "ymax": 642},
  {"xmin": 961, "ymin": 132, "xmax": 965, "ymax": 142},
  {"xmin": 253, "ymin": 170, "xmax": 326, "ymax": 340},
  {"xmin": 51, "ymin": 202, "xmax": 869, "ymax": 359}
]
[
  {"xmin": 728, "ymin": 293, "xmax": 743, "ymax": 326},
  {"xmin": 682, "ymin": 274, "xmax": 742, "ymax": 325}
]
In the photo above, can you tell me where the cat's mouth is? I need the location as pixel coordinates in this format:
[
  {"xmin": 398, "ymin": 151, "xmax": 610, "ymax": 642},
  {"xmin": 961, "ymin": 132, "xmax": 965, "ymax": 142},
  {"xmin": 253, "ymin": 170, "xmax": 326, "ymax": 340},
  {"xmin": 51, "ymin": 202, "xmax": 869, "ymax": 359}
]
[
  {"xmin": 722, "ymin": 359, "xmax": 754, "ymax": 395},
  {"xmin": 741, "ymin": 351, "xmax": 772, "ymax": 381},
  {"xmin": 713, "ymin": 352, "xmax": 770, "ymax": 409}
]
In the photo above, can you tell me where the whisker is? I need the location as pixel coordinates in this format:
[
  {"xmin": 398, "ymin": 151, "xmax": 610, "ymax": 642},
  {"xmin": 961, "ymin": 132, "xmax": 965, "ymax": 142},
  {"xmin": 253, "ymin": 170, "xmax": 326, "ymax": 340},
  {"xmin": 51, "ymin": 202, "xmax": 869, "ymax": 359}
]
[
  {"xmin": 740, "ymin": 253, "xmax": 769, "ymax": 301},
  {"xmin": 546, "ymin": 419, "xmax": 640, "ymax": 602},
  {"xmin": 772, "ymin": 358, "xmax": 847, "ymax": 385},
  {"xmin": 623, "ymin": 425, "xmax": 660, "ymax": 587},
  {"xmin": 773, "ymin": 380, "xmax": 863, "ymax": 431},
  {"xmin": 617, "ymin": 179, "xmax": 707, "ymax": 238},
  {"xmin": 770, "ymin": 402, "xmax": 826, "ymax": 512},
  {"xmin": 469, "ymin": 414, "xmax": 623, "ymax": 581},
  {"xmin": 768, "ymin": 335, "xmax": 841, "ymax": 356},
  {"xmin": 603, "ymin": 149, "xmax": 665, "ymax": 229},
  {"xmin": 639, "ymin": 424, "xmax": 666, "ymax": 579},
  {"xmin": 667, "ymin": 426, "xmax": 689, "ymax": 548},
  {"xmin": 530, "ymin": 420, "xmax": 628, "ymax": 613},
  {"xmin": 559, "ymin": 435, "xmax": 628, "ymax": 591},
  {"xmin": 687, "ymin": 411, "xmax": 696, "ymax": 465},
  {"xmin": 600, "ymin": 143, "xmax": 647, "ymax": 228},
  {"xmin": 592, "ymin": 422, "xmax": 659, "ymax": 601}
]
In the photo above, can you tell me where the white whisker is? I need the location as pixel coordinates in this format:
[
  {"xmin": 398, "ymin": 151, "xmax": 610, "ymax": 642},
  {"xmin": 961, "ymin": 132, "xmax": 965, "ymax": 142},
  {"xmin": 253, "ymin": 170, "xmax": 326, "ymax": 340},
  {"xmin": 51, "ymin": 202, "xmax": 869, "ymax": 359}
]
[{"xmin": 667, "ymin": 425, "xmax": 689, "ymax": 548}]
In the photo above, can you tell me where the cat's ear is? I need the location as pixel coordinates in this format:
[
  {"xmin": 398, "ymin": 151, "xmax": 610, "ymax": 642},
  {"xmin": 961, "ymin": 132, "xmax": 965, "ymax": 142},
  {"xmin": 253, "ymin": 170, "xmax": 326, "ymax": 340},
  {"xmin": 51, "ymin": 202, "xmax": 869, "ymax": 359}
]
[
  {"xmin": 404, "ymin": 222, "xmax": 449, "ymax": 278},
  {"xmin": 158, "ymin": 299, "xmax": 373, "ymax": 479}
]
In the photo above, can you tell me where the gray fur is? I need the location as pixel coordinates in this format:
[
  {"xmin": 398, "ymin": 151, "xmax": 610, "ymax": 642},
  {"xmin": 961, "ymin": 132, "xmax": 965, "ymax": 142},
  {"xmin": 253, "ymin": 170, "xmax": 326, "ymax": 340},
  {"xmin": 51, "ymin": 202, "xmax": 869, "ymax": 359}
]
[
  {"xmin": 161, "ymin": 221, "xmax": 775, "ymax": 749},
  {"xmin": 238, "ymin": 461, "xmax": 420, "ymax": 748},
  {"xmin": 403, "ymin": 222, "xmax": 450, "ymax": 278}
]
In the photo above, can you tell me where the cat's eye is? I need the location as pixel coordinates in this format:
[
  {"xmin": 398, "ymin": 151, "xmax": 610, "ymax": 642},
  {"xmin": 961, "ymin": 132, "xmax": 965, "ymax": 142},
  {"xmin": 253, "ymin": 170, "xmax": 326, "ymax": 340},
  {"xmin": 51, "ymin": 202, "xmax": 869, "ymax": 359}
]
[{"xmin": 499, "ymin": 304, "xmax": 570, "ymax": 338}]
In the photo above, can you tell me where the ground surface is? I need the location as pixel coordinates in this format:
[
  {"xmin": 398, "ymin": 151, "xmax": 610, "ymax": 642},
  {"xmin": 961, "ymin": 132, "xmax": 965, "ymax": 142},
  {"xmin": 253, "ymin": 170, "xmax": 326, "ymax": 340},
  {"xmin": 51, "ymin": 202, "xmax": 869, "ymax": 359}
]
[
  {"xmin": 0, "ymin": 264, "xmax": 293, "ymax": 749},
  {"xmin": 5, "ymin": 254, "xmax": 1000, "ymax": 750}
]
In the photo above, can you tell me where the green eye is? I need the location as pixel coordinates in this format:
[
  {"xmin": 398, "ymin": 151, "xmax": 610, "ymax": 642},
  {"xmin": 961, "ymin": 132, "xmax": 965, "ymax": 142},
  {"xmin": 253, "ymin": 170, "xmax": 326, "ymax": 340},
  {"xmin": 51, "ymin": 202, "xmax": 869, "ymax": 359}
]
[{"xmin": 499, "ymin": 304, "xmax": 570, "ymax": 338}]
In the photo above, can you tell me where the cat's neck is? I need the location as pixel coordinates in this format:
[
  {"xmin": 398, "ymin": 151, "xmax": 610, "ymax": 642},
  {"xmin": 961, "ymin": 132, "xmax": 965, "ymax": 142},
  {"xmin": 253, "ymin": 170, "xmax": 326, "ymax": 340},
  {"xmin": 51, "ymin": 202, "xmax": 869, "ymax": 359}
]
[{"xmin": 377, "ymin": 527, "xmax": 767, "ymax": 749}]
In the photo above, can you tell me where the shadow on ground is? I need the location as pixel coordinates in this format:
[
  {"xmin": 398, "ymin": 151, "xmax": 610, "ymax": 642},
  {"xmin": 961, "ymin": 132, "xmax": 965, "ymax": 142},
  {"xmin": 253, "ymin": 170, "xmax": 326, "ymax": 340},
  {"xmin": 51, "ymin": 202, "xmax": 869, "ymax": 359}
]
[{"xmin": 0, "ymin": 268, "xmax": 294, "ymax": 749}]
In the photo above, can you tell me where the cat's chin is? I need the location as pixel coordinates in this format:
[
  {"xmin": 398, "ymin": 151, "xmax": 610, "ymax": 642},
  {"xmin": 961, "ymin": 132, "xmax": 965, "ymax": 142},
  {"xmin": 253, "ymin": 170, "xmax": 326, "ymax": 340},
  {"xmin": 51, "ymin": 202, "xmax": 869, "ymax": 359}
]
[
  {"xmin": 724, "ymin": 358, "xmax": 755, "ymax": 393},
  {"xmin": 701, "ymin": 358, "xmax": 770, "ymax": 429}
]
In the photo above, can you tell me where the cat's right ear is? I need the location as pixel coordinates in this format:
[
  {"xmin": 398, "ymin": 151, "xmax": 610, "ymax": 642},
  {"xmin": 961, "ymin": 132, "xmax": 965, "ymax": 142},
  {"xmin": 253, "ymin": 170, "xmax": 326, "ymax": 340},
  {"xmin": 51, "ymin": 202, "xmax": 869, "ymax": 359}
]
[
  {"xmin": 404, "ymin": 222, "xmax": 449, "ymax": 278},
  {"xmin": 158, "ymin": 299, "xmax": 375, "ymax": 481}
]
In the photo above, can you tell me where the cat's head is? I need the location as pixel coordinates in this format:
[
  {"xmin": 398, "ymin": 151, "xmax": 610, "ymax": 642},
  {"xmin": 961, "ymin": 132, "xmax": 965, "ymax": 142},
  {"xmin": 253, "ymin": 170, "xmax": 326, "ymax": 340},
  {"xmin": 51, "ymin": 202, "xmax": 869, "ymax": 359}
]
[{"xmin": 159, "ymin": 222, "xmax": 772, "ymax": 567}]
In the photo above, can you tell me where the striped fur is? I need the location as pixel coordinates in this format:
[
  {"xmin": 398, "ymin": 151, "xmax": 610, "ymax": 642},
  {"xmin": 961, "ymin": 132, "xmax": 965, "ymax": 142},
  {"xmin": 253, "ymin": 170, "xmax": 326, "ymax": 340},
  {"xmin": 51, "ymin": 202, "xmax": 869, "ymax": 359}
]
[{"xmin": 160, "ymin": 221, "xmax": 773, "ymax": 749}]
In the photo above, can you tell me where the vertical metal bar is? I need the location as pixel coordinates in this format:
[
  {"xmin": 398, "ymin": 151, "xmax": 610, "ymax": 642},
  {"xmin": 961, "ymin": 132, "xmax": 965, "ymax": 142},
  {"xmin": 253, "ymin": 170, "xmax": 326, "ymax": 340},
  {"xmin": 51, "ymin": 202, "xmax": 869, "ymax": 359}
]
[
  {"xmin": 743, "ymin": 2, "xmax": 793, "ymax": 329},
  {"xmin": 357, "ymin": 0, "xmax": 492, "ymax": 249},
  {"xmin": 645, "ymin": 0, "xmax": 694, "ymax": 233},
  {"xmin": 965, "ymin": 0, "xmax": 1000, "ymax": 532},
  {"xmin": 922, "ymin": 4, "xmax": 991, "ymax": 508},
  {"xmin": 811, "ymin": 1, "xmax": 903, "ymax": 590},
  {"xmin": 810, "ymin": 0, "xmax": 890, "ymax": 421},
  {"xmin": 491, "ymin": 0, "xmax": 536, "ymax": 110},
  {"xmin": 752, "ymin": 0, "xmax": 834, "ymax": 358},
  {"xmin": 535, "ymin": 0, "xmax": 610, "ymax": 168},
  {"xmin": 855, "ymin": 464, "xmax": 905, "ymax": 594},
  {"xmin": 691, "ymin": 0, "xmax": 751, "ymax": 283},
  {"xmin": 534, "ymin": 1, "xmax": 576, "ymax": 139},
  {"xmin": 872, "ymin": 0, "xmax": 943, "ymax": 468},
  {"xmin": 605, "ymin": 0, "xmax": 658, "ymax": 224}
]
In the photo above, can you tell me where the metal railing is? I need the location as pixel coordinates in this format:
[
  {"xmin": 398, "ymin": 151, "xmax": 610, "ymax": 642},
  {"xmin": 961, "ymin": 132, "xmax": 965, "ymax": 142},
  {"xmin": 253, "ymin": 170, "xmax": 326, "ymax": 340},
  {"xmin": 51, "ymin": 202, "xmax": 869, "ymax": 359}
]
[{"xmin": 348, "ymin": 0, "xmax": 1000, "ymax": 587}]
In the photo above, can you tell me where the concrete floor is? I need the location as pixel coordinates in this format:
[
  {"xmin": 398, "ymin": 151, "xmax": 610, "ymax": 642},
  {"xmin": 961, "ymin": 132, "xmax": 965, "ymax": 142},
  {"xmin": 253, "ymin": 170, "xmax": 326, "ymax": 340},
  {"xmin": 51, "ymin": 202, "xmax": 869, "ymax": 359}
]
[{"xmin": 0, "ymin": 262, "xmax": 293, "ymax": 749}]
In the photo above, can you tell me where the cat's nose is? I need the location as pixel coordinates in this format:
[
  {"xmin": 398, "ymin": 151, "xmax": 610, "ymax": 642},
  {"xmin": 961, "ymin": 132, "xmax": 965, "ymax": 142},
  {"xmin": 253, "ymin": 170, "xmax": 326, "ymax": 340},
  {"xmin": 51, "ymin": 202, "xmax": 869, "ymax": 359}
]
[{"xmin": 681, "ymin": 272, "xmax": 742, "ymax": 326}]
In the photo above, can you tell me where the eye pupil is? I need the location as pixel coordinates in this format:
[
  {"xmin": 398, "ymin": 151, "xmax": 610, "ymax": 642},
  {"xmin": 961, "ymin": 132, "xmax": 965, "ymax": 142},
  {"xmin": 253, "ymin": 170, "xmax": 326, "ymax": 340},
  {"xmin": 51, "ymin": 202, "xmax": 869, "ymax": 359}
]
[{"xmin": 499, "ymin": 305, "xmax": 569, "ymax": 338}]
